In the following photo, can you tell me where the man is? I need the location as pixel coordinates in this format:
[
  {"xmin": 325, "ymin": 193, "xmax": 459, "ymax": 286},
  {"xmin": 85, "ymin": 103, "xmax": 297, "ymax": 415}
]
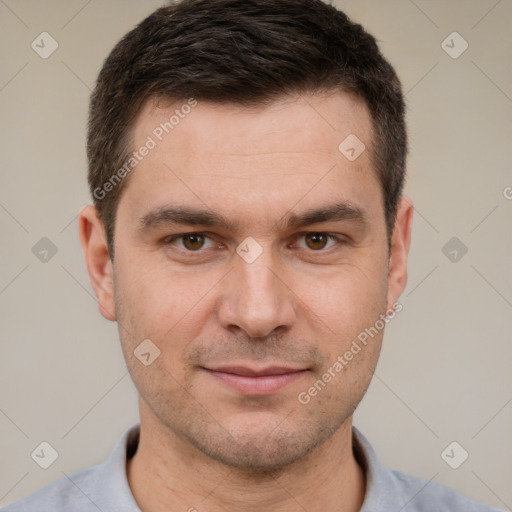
[{"xmin": 4, "ymin": 0, "xmax": 501, "ymax": 510}]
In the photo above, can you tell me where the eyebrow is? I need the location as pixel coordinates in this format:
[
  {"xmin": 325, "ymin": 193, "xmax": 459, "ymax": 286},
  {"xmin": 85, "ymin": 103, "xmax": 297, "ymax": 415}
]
[
  {"xmin": 138, "ymin": 201, "xmax": 368, "ymax": 233},
  {"xmin": 280, "ymin": 201, "xmax": 367, "ymax": 230}
]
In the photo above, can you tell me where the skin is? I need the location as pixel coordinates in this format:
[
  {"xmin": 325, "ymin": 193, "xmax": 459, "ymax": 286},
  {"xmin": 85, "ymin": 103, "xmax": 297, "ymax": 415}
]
[{"xmin": 79, "ymin": 91, "xmax": 413, "ymax": 512}]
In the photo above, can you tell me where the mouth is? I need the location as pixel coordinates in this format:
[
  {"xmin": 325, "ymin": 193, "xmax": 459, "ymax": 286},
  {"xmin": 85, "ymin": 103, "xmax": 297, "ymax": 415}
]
[{"xmin": 202, "ymin": 365, "xmax": 309, "ymax": 395}]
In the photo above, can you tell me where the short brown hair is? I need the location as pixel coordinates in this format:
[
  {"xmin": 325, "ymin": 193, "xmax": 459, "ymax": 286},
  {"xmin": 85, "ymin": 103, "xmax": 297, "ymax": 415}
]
[{"xmin": 87, "ymin": 0, "xmax": 407, "ymax": 259}]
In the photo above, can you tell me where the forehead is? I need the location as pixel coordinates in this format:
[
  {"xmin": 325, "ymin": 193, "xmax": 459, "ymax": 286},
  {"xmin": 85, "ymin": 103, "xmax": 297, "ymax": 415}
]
[
  {"xmin": 121, "ymin": 91, "xmax": 382, "ymax": 230},
  {"xmin": 133, "ymin": 91, "xmax": 372, "ymax": 159}
]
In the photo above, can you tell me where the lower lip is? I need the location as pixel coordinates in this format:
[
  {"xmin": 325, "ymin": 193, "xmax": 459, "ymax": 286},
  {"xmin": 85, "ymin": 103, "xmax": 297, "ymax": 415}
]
[{"xmin": 204, "ymin": 369, "xmax": 307, "ymax": 395}]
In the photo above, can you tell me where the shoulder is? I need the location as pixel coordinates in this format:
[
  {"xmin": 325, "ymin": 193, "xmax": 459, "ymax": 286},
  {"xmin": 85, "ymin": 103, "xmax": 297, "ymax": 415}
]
[
  {"xmin": 2, "ymin": 466, "xmax": 102, "ymax": 511},
  {"xmin": 385, "ymin": 468, "xmax": 503, "ymax": 512},
  {"xmin": 2, "ymin": 425, "xmax": 141, "ymax": 512},
  {"xmin": 353, "ymin": 427, "xmax": 503, "ymax": 512}
]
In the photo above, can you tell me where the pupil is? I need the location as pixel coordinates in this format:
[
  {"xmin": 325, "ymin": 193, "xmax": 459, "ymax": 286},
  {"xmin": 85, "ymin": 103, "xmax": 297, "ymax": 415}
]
[
  {"xmin": 307, "ymin": 233, "xmax": 327, "ymax": 250},
  {"xmin": 184, "ymin": 235, "xmax": 204, "ymax": 250}
]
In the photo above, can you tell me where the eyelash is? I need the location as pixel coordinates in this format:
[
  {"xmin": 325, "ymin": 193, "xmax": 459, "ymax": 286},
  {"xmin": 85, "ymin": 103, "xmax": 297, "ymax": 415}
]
[{"xmin": 164, "ymin": 232, "xmax": 344, "ymax": 255}]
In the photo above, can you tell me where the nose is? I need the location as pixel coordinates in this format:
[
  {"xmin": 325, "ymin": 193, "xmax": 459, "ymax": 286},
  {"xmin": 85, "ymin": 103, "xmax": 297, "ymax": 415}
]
[{"xmin": 216, "ymin": 245, "xmax": 297, "ymax": 339}]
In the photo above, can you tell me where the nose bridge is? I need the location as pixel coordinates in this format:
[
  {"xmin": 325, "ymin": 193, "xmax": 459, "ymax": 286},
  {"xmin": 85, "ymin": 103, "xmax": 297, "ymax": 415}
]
[
  {"xmin": 239, "ymin": 248, "xmax": 277, "ymax": 300},
  {"xmin": 218, "ymin": 241, "xmax": 295, "ymax": 337}
]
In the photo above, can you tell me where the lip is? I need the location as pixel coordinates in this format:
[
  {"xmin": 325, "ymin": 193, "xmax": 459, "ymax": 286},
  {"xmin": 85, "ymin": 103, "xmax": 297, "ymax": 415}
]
[{"xmin": 203, "ymin": 366, "xmax": 308, "ymax": 395}]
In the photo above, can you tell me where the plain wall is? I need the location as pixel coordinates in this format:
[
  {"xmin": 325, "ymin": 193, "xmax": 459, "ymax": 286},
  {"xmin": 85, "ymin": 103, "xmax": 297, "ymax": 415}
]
[{"xmin": 1, "ymin": 0, "xmax": 511, "ymax": 509}]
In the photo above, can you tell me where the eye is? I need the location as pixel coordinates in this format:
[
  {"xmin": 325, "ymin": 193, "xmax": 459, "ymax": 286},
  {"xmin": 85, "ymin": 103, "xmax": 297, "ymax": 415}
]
[
  {"xmin": 166, "ymin": 233, "xmax": 216, "ymax": 251},
  {"xmin": 294, "ymin": 232, "xmax": 339, "ymax": 251}
]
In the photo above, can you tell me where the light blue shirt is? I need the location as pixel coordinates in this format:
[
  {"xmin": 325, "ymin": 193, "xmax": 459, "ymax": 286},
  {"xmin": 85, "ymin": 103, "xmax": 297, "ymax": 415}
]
[{"xmin": 3, "ymin": 425, "xmax": 502, "ymax": 511}]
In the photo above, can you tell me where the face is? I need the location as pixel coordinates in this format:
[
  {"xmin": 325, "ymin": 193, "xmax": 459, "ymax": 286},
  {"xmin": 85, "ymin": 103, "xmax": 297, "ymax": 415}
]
[{"xmin": 80, "ymin": 92, "xmax": 411, "ymax": 472}]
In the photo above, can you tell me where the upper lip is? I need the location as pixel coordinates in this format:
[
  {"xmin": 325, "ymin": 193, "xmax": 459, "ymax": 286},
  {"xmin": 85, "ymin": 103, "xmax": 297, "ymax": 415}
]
[{"xmin": 205, "ymin": 365, "xmax": 307, "ymax": 377}]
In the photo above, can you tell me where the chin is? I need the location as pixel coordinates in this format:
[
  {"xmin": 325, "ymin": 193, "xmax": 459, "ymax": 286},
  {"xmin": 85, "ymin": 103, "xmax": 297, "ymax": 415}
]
[
  {"xmin": 199, "ymin": 436, "xmax": 316, "ymax": 474},
  {"xmin": 181, "ymin": 413, "xmax": 341, "ymax": 474}
]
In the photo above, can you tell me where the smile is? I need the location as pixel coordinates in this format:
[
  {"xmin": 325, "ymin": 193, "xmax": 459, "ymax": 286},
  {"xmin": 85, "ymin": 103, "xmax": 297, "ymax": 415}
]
[{"xmin": 203, "ymin": 366, "xmax": 309, "ymax": 395}]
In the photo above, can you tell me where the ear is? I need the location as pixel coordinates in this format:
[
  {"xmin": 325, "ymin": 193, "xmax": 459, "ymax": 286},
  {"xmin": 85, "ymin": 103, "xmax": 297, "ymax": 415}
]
[
  {"xmin": 78, "ymin": 205, "xmax": 117, "ymax": 321},
  {"xmin": 387, "ymin": 196, "xmax": 413, "ymax": 309}
]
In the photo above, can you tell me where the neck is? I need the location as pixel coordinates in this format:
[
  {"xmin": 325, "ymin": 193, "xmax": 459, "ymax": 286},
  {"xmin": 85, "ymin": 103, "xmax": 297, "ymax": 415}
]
[{"xmin": 127, "ymin": 403, "xmax": 366, "ymax": 512}]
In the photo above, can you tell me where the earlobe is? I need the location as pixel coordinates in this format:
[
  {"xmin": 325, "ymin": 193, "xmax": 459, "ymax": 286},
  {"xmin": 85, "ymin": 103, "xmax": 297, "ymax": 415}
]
[
  {"xmin": 78, "ymin": 205, "xmax": 117, "ymax": 321},
  {"xmin": 387, "ymin": 197, "xmax": 413, "ymax": 309}
]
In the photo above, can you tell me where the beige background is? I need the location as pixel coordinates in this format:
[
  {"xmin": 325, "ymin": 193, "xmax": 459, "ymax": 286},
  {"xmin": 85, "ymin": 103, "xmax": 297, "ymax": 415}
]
[{"xmin": 1, "ymin": 0, "xmax": 511, "ymax": 509}]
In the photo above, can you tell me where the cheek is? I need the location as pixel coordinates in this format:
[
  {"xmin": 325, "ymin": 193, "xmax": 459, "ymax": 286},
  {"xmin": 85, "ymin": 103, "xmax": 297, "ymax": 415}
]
[
  {"xmin": 292, "ymin": 257, "xmax": 388, "ymax": 385},
  {"xmin": 113, "ymin": 259, "xmax": 221, "ymax": 372},
  {"xmin": 115, "ymin": 257, "xmax": 213, "ymax": 326},
  {"xmin": 296, "ymin": 257, "xmax": 388, "ymax": 324}
]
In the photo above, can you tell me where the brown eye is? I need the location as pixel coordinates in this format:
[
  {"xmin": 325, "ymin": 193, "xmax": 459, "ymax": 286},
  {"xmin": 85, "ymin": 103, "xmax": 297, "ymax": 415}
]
[
  {"xmin": 182, "ymin": 234, "xmax": 205, "ymax": 250},
  {"xmin": 304, "ymin": 233, "xmax": 329, "ymax": 250},
  {"xmin": 166, "ymin": 232, "xmax": 216, "ymax": 253}
]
